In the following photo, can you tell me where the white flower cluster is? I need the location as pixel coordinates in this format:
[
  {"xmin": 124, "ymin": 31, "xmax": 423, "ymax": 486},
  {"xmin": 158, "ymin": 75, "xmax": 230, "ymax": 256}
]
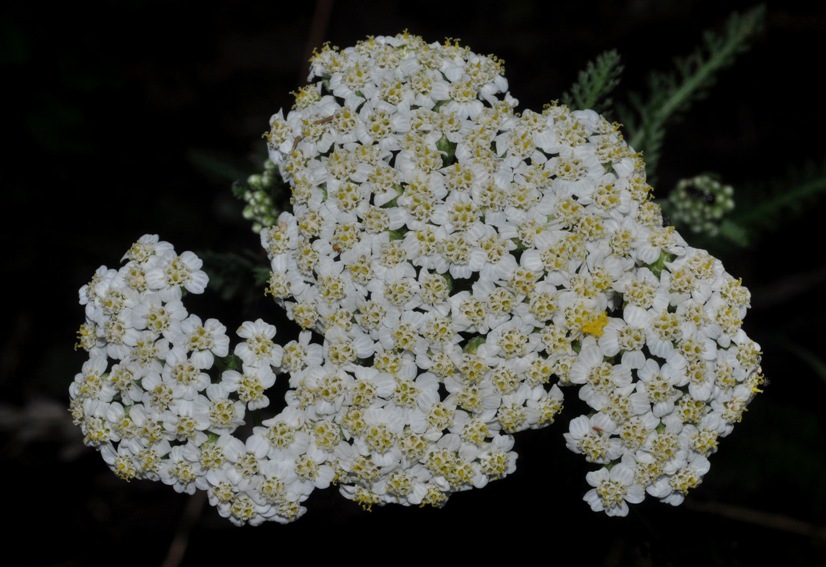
[{"xmin": 70, "ymin": 32, "xmax": 765, "ymax": 525}]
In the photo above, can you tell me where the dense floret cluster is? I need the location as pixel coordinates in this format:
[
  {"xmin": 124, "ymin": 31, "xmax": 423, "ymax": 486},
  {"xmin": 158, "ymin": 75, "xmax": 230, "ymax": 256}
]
[{"xmin": 70, "ymin": 32, "xmax": 764, "ymax": 525}]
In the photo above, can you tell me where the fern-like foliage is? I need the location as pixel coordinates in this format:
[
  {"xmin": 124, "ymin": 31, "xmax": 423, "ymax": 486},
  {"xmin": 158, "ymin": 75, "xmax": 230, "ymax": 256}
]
[
  {"xmin": 720, "ymin": 158, "xmax": 826, "ymax": 247},
  {"xmin": 560, "ymin": 49, "xmax": 624, "ymax": 115},
  {"xmin": 618, "ymin": 4, "xmax": 766, "ymax": 182}
]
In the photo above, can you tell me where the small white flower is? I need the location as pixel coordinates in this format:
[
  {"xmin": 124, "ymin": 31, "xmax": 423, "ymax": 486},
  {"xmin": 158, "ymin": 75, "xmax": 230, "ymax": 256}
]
[
  {"xmin": 584, "ymin": 463, "xmax": 645, "ymax": 516},
  {"xmin": 146, "ymin": 250, "xmax": 209, "ymax": 297},
  {"xmin": 632, "ymin": 356, "xmax": 688, "ymax": 418},
  {"xmin": 158, "ymin": 442, "xmax": 203, "ymax": 494},
  {"xmin": 235, "ymin": 318, "xmax": 284, "ymax": 369},
  {"xmin": 173, "ymin": 314, "xmax": 230, "ymax": 368},
  {"xmin": 563, "ymin": 413, "xmax": 623, "ymax": 464},
  {"xmin": 222, "ymin": 364, "xmax": 276, "ymax": 411},
  {"xmin": 204, "ymin": 383, "xmax": 246, "ymax": 435}
]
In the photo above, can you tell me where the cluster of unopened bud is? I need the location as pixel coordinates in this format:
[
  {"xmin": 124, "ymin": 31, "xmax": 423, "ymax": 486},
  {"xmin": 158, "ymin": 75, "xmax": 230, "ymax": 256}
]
[{"xmin": 665, "ymin": 175, "xmax": 735, "ymax": 236}]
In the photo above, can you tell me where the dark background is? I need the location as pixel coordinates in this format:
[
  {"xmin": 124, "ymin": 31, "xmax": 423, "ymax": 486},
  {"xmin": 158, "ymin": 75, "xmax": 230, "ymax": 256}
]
[{"xmin": 3, "ymin": 1, "xmax": 825, "ymax": 565}]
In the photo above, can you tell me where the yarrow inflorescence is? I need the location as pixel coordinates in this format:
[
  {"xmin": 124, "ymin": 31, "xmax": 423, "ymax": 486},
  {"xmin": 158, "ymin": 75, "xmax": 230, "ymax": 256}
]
[{"xmin": 70, "ymin": 32, "xmax": 764, "ymax": 525}]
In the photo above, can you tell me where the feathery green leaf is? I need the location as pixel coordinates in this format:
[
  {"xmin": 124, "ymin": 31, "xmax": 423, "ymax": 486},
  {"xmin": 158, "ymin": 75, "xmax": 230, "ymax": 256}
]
[
  {"xmin": 726, "ymin": 158, "xmax": 826, "ymax": 245},
  {"xmin": 561, "ymin": 49, "xmax": 624, "ymax": 114},
  {"xmin": 622, "ymin": 4, "xmax": 766, "ymax": 182}
]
